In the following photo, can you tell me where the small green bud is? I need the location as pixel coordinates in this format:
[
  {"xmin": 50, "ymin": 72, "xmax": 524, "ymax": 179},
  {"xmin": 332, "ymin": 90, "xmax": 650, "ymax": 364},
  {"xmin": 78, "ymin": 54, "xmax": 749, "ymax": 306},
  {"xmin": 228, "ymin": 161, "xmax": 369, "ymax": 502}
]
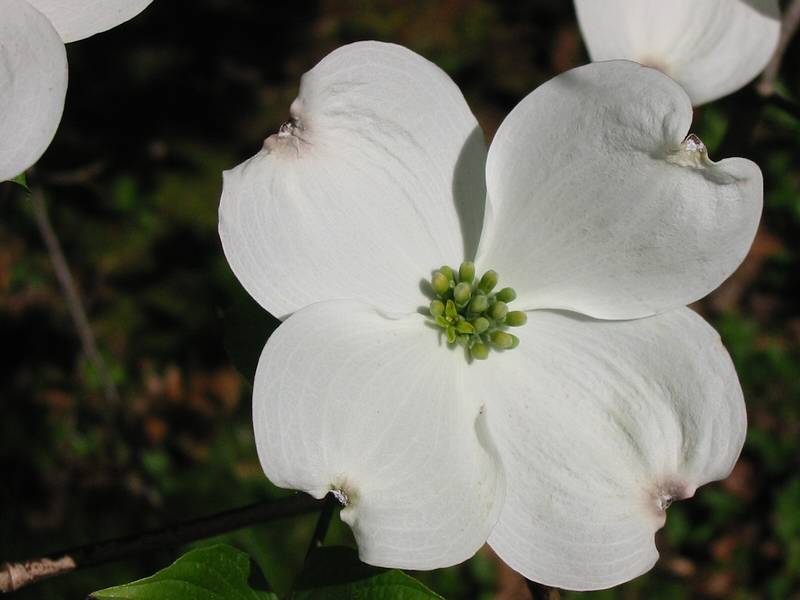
[
  {"xmin": 472, "ymin": 316, "xmax": 490, "ymax": 334},
  {"xmin": 458, "ymin": 261, "xmax": 475, "ymax": 283},
  {"xmin": 470, "ymin": 342, "xmax": 489, "ymax": 360},
  {"xmin": 453, "ymin": 282, "xmax": 471, "ymax": 306},
  {"xmin": 426, "ymin": 262, "xmax": 522, "ymax": 360},
  {"xmin": 439, "ymin": 265, "xmax": 455, "ymax": 282},
  {"xmin": 490, "ymin": 331, "xmax": 514, "ymax": 349},
  {"xmin": 489, "ymin": 301, "xmax": 508, "ymax": 321},
  {"xmin": 456, "ymin": 320, "xmax": 475, "ymax": 334},
  {"xmin": 495, "ymin": 287, "xmax": 517, "ymax": 303},
  {"xmin": 445, "ymin": 299, "xmax": 458, "ymax": 320},
  {"xmin": 505, "ymin": 311, "xmax": 527, "ymax": 327},
  {"xmin": 468, "ymin": 294, "xmax": 489, "ymax": 314},
  {"xmin": 432, "ymin": 271, "xmax": 451, "ymax": 296},
  {"xmin": 478, "ymin": 270, "xmax": 498, "ymax": 293}
]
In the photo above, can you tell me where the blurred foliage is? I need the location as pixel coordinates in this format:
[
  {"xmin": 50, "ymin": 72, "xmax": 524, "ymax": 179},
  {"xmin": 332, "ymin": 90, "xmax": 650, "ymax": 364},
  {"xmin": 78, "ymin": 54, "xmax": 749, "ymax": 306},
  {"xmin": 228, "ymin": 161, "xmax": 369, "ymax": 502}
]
[{"xmin": 1, "ymin": 0, "xmax": 799, "ymax": 599}]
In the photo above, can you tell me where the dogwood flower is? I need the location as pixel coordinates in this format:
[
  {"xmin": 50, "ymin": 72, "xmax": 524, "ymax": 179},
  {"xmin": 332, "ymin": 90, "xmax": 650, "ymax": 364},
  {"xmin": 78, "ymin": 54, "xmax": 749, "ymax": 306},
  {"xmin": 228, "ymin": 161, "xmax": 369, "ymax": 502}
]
[
  {"xmin": 219, "ymin": 42, "xmax": 762, "ymax": 590},
  {"xmin": 574, "ymin": 0, "xmax": 781, "ymax": 105},
  {"xmin": 0, "ymin": 0, "xmax": 153, "ymax": 181}
]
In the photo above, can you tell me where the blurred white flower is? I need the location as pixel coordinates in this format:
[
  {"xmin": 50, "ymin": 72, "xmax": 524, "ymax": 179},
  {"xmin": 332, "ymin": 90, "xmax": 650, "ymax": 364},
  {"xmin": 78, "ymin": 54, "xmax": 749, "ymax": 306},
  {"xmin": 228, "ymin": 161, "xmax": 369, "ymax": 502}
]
[
  {"xmin": 220, "ymin": 42, "xmax": 762, "ymax": 589},
  {"xmin": 574, "ymin": 0, "xmax": 781, "ymax": 105},
  {"xmin": 0, "ymin": 0, "xmax": 154, "ymax": 181}
]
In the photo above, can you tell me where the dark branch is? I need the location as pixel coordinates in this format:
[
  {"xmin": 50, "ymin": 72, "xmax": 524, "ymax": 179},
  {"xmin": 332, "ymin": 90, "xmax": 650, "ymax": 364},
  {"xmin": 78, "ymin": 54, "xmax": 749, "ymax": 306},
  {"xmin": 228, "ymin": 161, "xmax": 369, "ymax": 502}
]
[
  {"xmin": 305, "ymin": 493, "xmax": 339, "ymax": 561},
  {"xmin": 0, "ymin": 494, "xmax": 323, "ymax": 593}
]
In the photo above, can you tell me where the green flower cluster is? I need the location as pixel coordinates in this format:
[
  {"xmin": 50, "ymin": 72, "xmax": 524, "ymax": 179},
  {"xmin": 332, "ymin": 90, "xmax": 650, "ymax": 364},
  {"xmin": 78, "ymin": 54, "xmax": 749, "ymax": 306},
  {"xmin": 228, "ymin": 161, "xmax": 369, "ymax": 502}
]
[{"xmin": 428, "ymin": 261, "xmax": 527, "ymax": 360}]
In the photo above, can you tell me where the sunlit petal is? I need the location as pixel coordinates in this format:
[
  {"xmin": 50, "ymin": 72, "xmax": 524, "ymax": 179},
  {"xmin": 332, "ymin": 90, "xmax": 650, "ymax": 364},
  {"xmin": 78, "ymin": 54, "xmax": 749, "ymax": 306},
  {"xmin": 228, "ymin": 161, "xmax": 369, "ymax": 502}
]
[
  {"xmin": 473, "ymin": 308, "xmax": 745, "ymax": 590},
  {"xmin": 478, "ymin": 61, "xmax": 762, "ymax": 319},
  {"xmin": 574, "ymin": 0, "xmax": 781, "ymax": 105},
  {"xmin": 220, "ymin": 41, "xmax": 486, "ymax": 319},
  {"xmin": 26, "ymin": 0, "xmax": 154, "ymax": 43},
  {"xmin": 0, "ymin": 0, "xmax": 67, "ymax": 182},
  {"xmin": 253, "ymin": 299, "xmax": 504, "ymax": 569}
]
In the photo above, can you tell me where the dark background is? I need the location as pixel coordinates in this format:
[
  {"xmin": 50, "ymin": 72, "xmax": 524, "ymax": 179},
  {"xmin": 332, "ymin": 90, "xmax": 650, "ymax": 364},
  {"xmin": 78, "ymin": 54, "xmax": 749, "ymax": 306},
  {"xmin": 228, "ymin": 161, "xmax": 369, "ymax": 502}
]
[{"xmin": 1, "ymin": 1, "xmax": 799, "ymax": 598}]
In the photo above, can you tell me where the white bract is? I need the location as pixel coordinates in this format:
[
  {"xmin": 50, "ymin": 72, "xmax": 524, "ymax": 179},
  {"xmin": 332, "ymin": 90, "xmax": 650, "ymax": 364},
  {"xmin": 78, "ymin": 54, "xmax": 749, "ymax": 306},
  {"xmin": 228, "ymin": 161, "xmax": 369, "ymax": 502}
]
[
  {"xmin": 0, "ymin": 0, "xmax": 153, "ymax": 181},
  {"xmin": 574, "ymin": 0, "xmax": 781, "ymax": 105},
  {"xmin": 219, "ymin": 42, "xmax": 762, "ymax": 590}
]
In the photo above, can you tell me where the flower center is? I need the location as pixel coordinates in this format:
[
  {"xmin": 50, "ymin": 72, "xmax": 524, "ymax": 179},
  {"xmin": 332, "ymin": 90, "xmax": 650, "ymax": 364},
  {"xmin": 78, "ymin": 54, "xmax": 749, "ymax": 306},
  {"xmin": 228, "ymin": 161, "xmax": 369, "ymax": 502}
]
[{"xmin": 428, "ymin": 262, "xmax": 526, "ymax": 361}]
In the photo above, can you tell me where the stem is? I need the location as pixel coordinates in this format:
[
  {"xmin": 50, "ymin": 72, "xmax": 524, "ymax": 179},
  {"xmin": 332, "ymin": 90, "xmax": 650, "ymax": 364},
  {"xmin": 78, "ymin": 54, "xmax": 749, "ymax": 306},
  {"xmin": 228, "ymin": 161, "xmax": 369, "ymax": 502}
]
[
  {"xmin": 0, "ymin": 494, "xmax": 323, "ymax": 594},
  {"xmin": 757, "ymin": 0, "xmax": 800, "ymax": 97},
  {"xmin": 29, "ymin": 186, "xmax": 120, "ymax": 407},
  {"xmin": 304, "ymin": 493, "xmax": 338, "ymax": 561},
  {"xmin": 526, "ymin": 579, "xmax": 561, "ymax": 600}
]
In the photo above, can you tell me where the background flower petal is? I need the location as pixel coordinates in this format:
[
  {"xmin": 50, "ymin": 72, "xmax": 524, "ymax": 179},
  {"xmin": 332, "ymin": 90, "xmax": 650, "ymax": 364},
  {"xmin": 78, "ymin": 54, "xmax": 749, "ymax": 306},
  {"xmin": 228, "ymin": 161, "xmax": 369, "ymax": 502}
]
[
  {"xmin": 253, "ymin": 299, "xmax": 504, "ymax": 570},
  {"xmin": 574, "ymin": 0, "xmax": 781, "ymax": 105},
  {"xmin": 477, "ymin": 60, "xmax": 762, "ymax": 320},
  {"xmin": 220, "ymin": 41, "xmax": 487, "ymax": 320},
  {"xmin": 472, "ymin": 308, "xmax": 745, "ymax": 590},
  {"xmin": 25, "ymin": 0, "xmax": 154, "ymax": 43},
  {"xmin": 0, "ymin": 0, "xmax": 67, "ymax": 182}
]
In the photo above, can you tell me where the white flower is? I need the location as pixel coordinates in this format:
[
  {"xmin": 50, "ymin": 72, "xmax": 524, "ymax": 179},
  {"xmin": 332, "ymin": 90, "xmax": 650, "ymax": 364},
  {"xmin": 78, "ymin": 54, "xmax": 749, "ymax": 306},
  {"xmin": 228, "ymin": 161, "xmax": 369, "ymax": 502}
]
[
  {"xmin": 574, "ymin": 0, "xmax": 781, "ymax": 106},
  {"xmin": 0, "ymin": 0, "xmax": 154, "ymax": 181},
  {"xmin": 219, "ymin": 42, "xmax": 762, "ymax": 590}
]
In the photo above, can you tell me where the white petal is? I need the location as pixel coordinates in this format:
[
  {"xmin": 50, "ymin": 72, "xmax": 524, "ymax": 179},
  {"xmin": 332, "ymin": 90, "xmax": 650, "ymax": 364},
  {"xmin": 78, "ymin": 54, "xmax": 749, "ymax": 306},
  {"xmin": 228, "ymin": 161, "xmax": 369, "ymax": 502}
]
[
  {"xmin": 0, "ymin": 0, "xmax": 67, "ymax": 182},
  {"xmin": 253, "ymin": 299, "xmax": 503, "ymax": 569},
  {"xmin": 574, "ymin": 0, "xmax": 781, "ymax": 105},
  {"xmin": 220, "ymin": 41, "xmax": 486, "ymax": 319},
  {"xmin": 477, "ymin": 61, "xmax": 762, "ymax": 319},
  {"xmin": 25, "ymin": 0, "xmax": 154, "ymax": 43},
  {"xmin": 471, "ymin": 308, "xmax": 745, "ymax": 590}
]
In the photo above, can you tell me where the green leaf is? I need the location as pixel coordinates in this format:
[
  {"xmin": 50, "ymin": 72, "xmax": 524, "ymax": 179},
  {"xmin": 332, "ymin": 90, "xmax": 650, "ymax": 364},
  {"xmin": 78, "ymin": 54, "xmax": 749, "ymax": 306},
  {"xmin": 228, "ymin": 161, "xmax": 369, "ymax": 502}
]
[
  {"xmin": 223, "ymin": 286, "xmax": 280, "ymax": 385},
  {"xmin": 90, "ymin": 544, "xmax": 277, "ymax": 600},
  {"xmin": 9, "ymin": 172, "xmax": 29, "ymax": 191},
  {"xmin": 289, "ymin": 546, "xmax": 443, "ymax": 600}
]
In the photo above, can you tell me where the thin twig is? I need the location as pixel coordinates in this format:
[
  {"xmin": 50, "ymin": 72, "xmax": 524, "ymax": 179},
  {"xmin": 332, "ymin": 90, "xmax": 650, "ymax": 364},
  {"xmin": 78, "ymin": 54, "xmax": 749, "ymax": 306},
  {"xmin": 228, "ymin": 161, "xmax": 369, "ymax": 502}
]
[
  {"xmin": 526, "ymin": 579, "xmax": 561, "ymax": 600},
  {"xmin": 0, "ymin": 494, "xmax": 324, "ymax": 593},
  {"xmin": 757, "ymin": 0, "xmax": 800, "ymax": 97},
  {"xmin": 29, "ymin": 186, "xmax": 119, "ymax": 406},
  {"xmin": 304, "ymin": 493, "xmax": 338, "ymax": 561}
]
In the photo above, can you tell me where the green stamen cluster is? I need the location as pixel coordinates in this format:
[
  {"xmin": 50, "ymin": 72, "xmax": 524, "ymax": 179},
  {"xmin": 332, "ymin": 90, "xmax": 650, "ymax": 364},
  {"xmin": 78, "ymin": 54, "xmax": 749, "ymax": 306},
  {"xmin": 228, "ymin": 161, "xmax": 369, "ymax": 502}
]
[{"xmin": 428, "ymin": 261, "xmax": 526, "ymax": 360}]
